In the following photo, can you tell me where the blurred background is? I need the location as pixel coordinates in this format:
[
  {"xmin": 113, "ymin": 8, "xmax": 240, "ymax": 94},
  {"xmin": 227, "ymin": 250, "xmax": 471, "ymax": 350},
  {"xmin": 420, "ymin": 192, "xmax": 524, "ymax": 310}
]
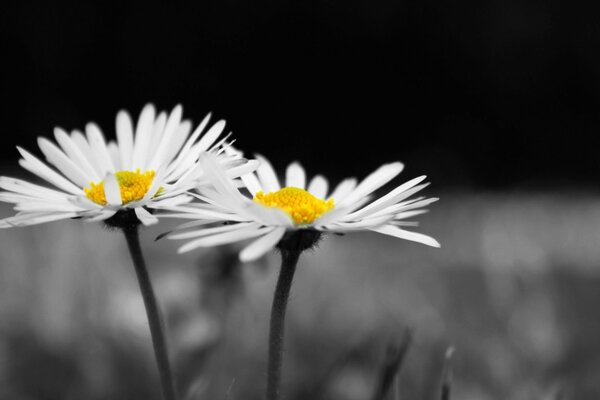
[{"xmin": 1, "ymin": 0, "xmax": 600, "ymax": 399}]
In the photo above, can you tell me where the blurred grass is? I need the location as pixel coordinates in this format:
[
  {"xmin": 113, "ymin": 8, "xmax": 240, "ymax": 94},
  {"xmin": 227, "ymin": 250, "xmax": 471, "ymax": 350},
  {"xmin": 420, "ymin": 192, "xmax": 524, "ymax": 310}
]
[{"xmin": 0, "ymin": 191, "xmax": 599, "ymax": 399}]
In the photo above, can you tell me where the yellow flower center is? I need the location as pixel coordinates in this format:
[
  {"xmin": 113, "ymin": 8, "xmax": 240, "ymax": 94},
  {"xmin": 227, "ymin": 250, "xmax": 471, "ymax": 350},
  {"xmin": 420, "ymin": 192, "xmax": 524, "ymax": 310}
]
[
  {"xmin": 84, "ymin": 169, "xmax": 161, "ymax": 206},
  {"xmin": 254, "ymin": 187, "xmax": 334, "ymax": 225}
]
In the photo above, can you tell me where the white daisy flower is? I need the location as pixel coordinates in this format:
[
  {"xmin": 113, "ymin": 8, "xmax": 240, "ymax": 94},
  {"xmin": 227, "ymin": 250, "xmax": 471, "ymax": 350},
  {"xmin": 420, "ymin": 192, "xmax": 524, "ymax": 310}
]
[
  {"xmin": 0, "ymin": 104, "xmax": 254, "ymax": 228},
  {"xmin": 165, "ymin": 153, "xmax": 440, "ymax": 261}
]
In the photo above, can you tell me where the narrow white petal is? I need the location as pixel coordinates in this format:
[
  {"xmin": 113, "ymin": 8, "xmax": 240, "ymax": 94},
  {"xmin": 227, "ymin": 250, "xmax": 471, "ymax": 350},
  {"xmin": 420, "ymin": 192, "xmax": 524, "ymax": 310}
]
[
  {"xmin": 239, "ymin": 227, "xmax": 285, "ymax": 262},
  {"xmin": 243, "ymin": 202, "xmax": 294, "ymax": 227},
  {"xmin": 148, "ymin": 194, "xmax": 193, "ymax": 207},
  {"xmin": 107, "ymin": 141, "xmax": 121, "ymax": 170},
  {"xmin": 134, "ymin": 207, "xmax": 159, "ymax": 226},
  {"xmin": 146, "ymin": 112, "xmax": 168, "ymax": 168},
  {"xmin": 146, "ymin": 105, "xmax": 182, "ymax": 170},
  {"xmin": 338, "ymin": 162, "xmax": 404, "ymax": 207},
  {"xmin": 322, "ymin": 214, "xmax": 392, "ymax": 230},
  {"xmin": 142, "ymin": 169, "xmax": 165, "ymax": 201},
  {"xmin": 132, "ymin": 104, "xmax": 156, "ymax": 168},
  {"xmin": 0, "ymin": 211, "xmax": 79, "ymax": 228},
  {"xmin": 226, "ymin": 160, "xmax": 260, "ymax": 180},
  {"xmin": 392, "ymin": 209, "xmax": 429, "ymax": 220},
  {"xmin": 14, "ymin": 201, "xmax": 83, "ymax": 213},
  {"xmin": 116, "ymin": 110, "xmax": 134, "ymax": 170},
  {"xmin": 0, "ymin": 176, "xmax": 69, "ymax": 200},
  {"xmin": 168, "ymin": 221, "xmax": 258, "ymax": 240},
  {"xmin": 240, "ymin": 172, "xmax": 263, "ymax": 196},
  {"xmin": 328, "ymin": 178, "xmax": 357, "ymax": 202},
  {"xmin": 70, "ymin": 130, "xmax": 103, "ymax": 177},
  {"xmin": 343, "ymin": 178, "xmax": 428, "ymax": 220},
  {"xmin": 166, "ymin": 112, "xmax": 213, "ymax": 175},
  {"xmin": 86, "ymin": 123, "xmax": 115, "ymax": 173},
  {"xmin": 103, "ymin": 173, "xmax": 122, "ymax": 206},
  {"xmin": 178, "ymin": 226, "xmax": 270, "ymax": 253},
  {"xmin": 54, "ymin": 128, "xmax": 100, "ymax": 181},
  {"xmin": 285, "ymin": 162, "xmax": 306, "ymax": 189},
  {"xmin": 159, "ymin": 120, "xmax": 192, "ymax": 168},
  {"xmin": 37, "ymin": 138, "xmax": 89, "ymax": 187},
  {"xmin": 17, "ymin": 148, "xmax": 82, "ymax": 195},
  {"xmin": 196, "ymin": 119, "xmax": 226, "ymax": 152},
  {"xmin": 307, "ymin": 175, "xmax": 328, "ymax": 199},
  {"xmin": 255, "ymin": 154, "xmax": 281, "ymax": 192},
  {"xmin": 157, "ymin": 205, "xmax": 249, "ymax": 222},
  {"xmin": 369, "ymin": 197, "xmax": 439, "ymax": 219},
  {"xmin": 369, "ymin": 225, "xmax": 440, "ymax": 248},
  {"xmin": 197, "ymin": 154, "xmax": 245, "ymax": 200}
]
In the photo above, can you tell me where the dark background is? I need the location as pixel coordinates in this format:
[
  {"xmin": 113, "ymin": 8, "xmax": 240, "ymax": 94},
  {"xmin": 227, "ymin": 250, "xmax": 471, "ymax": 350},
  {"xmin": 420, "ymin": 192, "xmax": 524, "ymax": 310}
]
[{"xmin": 1, "ymin": 0, "xmax": 598, "ymax": 189}]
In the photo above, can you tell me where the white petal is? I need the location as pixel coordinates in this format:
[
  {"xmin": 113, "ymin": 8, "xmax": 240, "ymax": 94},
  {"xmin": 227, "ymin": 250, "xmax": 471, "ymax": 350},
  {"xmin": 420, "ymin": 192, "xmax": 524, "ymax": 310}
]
[
  {"xmin": 54, "ymin": 128, "xmax": 101, "ymax": 181},
  {"xmin": 255, "ymin": 154, "xmax": 281, "ymax": 192},
  {"xmin": 369, "ymin": 197, "xmax": 439, "ymax": 219},
  {"xmin": 70, "ymin": 130, "xmax": 103, "ymax": 177},
  {"xmin": 168, "ymin": 221, "xmax": 258, "ymax": 240},
  {"xmin": 156, "ymin": 205, "xmax": 249, "ymax": 222},
  {"xmin": 0, "ymin": 176, "xmax": 69, "ymax": 200},
  {"xmin": 146, "ymin": 112, "xmax": 168, "ymax": 168},
  {"xmin": 307, "ymin": 175, "xmax": 328, "ymax": 199},
  {"xmin": 107, "ymin": 141, "xmax": 121, "ymax": 170},
  {"xmin": 132, "ymin": 104, "xmax": 156, "ymax": 168},
  {"xmin": 159, "ymin": 120, "xmax": 192, "ymax": 168},
  {"xmin": 116, "ymin": 110, "xmax": 134, "ymax": 170},
  {"xmin": 178, "ymin": 225, "xmax": 270, "ymax": 253},
  {"xmin": 240, "ymin": 171, "xmax": 263, "ymax": 196},
  {"xmin": 322, "ymin": 215, "xmax": 392, "ymax": 231},
  {"xmin": 166, "ymin": 113, "xmax": 213, "ymax": 175},
  {"xmin": 285, "ymin": 162, "xmax": 306, "ymax": 189},
  {"xmin": 148, "ymin": 194, "xmax": 193, "ymax": 207},
  {"xmin": 196, "ymin": 119, "xmax": 226, "ymax": 152},
  {"xmin": 226, "ymin": 160, "xmax": 260, "ymax": 180},
  {"xmin": 343, "ymin": 177, "xmax": 428, "ymax": 220},
  {"xmin": 142, "ymin": 168, "xmax": 165, "ymax": 201},
  {"xmin": 244, "ymin": 202, "xmax": 294, "ymax": 227},
  {"xmin": 37, "ymin": 137, "xmax": 90, "ymax": 187},
  {"xmin": 17, "ymin": 147, "xmax": 82, "ymax": 195},
  {"xmin": 338, "ymin": 162, "xmax": 404, "ymax": 207},
  {"xmin": 0, "ymin": 211, "xmax": 79, "ymax": 228},
  {"xmin": 86, "ymin": 123, "xmax": 115, "ymax": 174},
  {"xmin": 134, "ymin": 207, "xmax": 159, "ymax": 225},
  {"xmin": 197, "ymin": 154, "xmax": 245, "ymax": 200},
  {"xmin": 392, "ymin": 209, "xmax": 429, "ymax": 220},
  {"xmin": 103, "ymin": 173, "xmax": 122, "ymax": 206},
  {"xmin": 146, "ymin": 105, "xmax": 182, "ymax": 170},
  {"xmin": 328, "ymin": 178, "xmax": 357, "ymax": 202},
  {"xmin": 14, "ymin": 200, "xmax": 82, "ymax": 212},
  {"xmin": 369, "ymin": 225, "xmax": 440, "ymax": 248},
  {"xmin": 239, "ymin": 227, "xmax": 285, "ymax": 262}
]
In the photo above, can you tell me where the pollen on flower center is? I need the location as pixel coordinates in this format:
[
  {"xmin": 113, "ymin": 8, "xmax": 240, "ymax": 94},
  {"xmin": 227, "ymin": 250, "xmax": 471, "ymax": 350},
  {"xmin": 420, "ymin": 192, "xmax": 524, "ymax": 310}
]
[
  {"xmin": 84, "ymin": 169, "xmax": 160, "ymax": 206},
  {"xmin": 254, "ymin": 187, "xmax": 334, "ymax": 225}
]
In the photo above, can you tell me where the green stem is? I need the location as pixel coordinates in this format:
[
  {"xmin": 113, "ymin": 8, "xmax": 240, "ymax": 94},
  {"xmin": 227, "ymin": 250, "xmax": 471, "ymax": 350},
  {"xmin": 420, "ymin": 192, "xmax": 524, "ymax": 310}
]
[
  {"xmin": 266, "ymin": 249, "xmax": 301, "ymax": 400},
  {"xmin": 122, "ymin": 226, "xmax": 178, "ymax": 400}
]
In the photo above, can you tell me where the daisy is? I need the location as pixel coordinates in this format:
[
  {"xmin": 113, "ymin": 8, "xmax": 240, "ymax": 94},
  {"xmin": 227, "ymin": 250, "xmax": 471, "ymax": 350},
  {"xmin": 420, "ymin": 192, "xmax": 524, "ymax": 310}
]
[
  {"xmin": 165, "ymin": 153, "xmax": 439, "ymax": 400},
  {"xmin": 0, "ymin": 103, "xmax": 253, "ymax": 228},
  {"xmin": 0, "ymin": 104, "xmax": 254, "ymax": 400},
  {"xmin": 166, "ymin": 153, "xmax": 440, "ymax": 261}
]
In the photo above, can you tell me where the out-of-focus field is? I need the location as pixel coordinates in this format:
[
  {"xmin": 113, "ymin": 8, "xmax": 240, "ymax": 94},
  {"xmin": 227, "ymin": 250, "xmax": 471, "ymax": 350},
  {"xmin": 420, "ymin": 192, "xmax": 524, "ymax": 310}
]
[{"xmin": 1, "ymin": 192, "xmax": 599, "ymax": 400}]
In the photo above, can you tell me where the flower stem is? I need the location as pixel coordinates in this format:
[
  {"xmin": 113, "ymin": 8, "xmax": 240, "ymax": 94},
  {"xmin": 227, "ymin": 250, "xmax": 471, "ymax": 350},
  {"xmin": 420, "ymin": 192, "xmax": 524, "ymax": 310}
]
[
  {"xmin": 122, "ymin": 225, "xmax": 178, "ymax": 400},
  {"xmin": 267, "ymin": 249, "xmax": 301, "ymax": 400}
]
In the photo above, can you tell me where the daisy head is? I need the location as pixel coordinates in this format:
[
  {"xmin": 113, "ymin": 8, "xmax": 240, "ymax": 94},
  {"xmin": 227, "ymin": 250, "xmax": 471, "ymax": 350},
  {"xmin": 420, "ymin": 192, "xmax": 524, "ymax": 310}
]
[
  {"xmin": 165, "ymin": 153, "xmax": 440, "ymax": 261},
  {"xmin": 0, "ymin": 104, "xmax": 253, "ymax": 229}
]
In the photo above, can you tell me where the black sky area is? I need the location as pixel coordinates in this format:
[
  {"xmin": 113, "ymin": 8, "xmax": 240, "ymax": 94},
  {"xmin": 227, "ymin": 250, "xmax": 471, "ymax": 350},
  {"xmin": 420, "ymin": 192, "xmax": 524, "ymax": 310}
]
[{"xmin": 1, "ymin": 0, "xmax": 599, "ymax": 189}]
